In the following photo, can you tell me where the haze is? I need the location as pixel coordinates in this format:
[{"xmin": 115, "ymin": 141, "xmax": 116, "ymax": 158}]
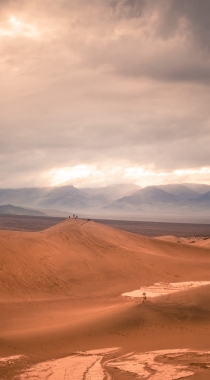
[{"xmin": 0, "ymin": 0, "xmax": 210, "ymax": 188}]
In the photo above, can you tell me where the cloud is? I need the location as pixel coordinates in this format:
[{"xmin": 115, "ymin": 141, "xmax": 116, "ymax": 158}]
[
  {"xmin": 0, "ymin": 0, "xmax": 209, "ymax": 188},
  {"xmin": 157, "ymin": 0, "xmax": 210, "ymax": 50},
  {"xmin": 109, "ymin": 0, "xmax": 146, "ymax": 19}
]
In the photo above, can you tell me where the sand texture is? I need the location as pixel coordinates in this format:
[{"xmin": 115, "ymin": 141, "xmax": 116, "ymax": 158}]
[{"xmin": 1, "ymin": 219, "xmax": 210, "ymax": 379}]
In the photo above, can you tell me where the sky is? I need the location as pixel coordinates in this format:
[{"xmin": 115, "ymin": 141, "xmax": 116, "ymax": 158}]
[{"xmin": 0, "ymin": 0, "xmax": 210, "ymax": 188}]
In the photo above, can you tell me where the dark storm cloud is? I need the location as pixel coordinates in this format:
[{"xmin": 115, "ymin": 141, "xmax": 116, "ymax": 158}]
[
  {"xmin": 109, "ymin": 0, "xmax": 146, "ymax": 19},
  {"xmin": 77, "ymin": 0, "xmax": 210, "ymax": 83},
  {"xmin": 83, "ymin": 37, "xmax": 210, "ymax": 83},
  {"xmin": 157, "ymin": 0, "xmax": 210, "ymax": 50},
  {"xmin": 109, "ymin": 0, "xmax": 210, "ymax": 51}
]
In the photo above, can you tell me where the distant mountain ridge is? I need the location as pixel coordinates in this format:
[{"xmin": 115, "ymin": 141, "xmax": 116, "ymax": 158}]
[
  {"xmin": 117, "ymin": 186, "xmax": 180, "ymax": 205},
  {"xmin": 0, "ymin": 183, "xmax": 210, "ymax": 222},
  {"xmin": 0, "ymin": 204, "xmax": 46, "ymax": 216},
  {"xmin": 156, "ymin": 184, "xmax": 200, "ymax": 199},
  {"xmin": 182, "ymin": 183, "xmax": 210, "ymax": 194},
  {"xmin": 0, "ymin": 184, "xmax": 141, "ymax": 214},
  {"xmin": 81, "ymin": 184, "xmax": 140, "ymax": 201},
  {"xmin": 104, "ymin": 184, "xmax": 210, "ymax": 221}
]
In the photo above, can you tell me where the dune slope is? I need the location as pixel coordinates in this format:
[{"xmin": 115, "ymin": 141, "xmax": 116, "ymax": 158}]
[
  {"xmin": 1, "ymin": 219, "xmax": 210, "ymax": 301},
  {"xmin": 1, "ymin": 219, "xmax": 210, "ymax": 379}
]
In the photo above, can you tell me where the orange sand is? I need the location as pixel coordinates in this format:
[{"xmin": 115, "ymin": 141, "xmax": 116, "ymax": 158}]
[{"xmin": 1, "ymin": 219, "xmax": 210, "ymax": 379}]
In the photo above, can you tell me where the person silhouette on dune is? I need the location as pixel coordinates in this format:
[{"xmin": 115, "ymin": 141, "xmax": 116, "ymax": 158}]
[{"xmin": 142, "ymin": 292, "xmax": 147, "ymax": 303}]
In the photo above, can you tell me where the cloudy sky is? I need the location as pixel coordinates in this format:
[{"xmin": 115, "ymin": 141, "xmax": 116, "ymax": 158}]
[{"xmin": 0, "ymin": 0, "xmax": 210, "ymax": 188}]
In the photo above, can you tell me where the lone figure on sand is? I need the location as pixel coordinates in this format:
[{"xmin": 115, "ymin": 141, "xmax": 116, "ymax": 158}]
[{"xmin": 142, "ymin": 292, "xmax": 147, "ymax": 303}]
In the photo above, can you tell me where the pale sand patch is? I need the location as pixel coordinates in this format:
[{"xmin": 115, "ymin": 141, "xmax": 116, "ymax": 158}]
[
  {"xmin": 122, "ymin": 281, "xmax": 210, "ymax": 299},
  {"xmin": 20, "ymin": 355, "xmax": 103, "ymax": 380},
  {"xmin": 0, "ymin": 355, "xmax": 24, "ymax": 363},
  {"xmin": 76, "ymin": 347, "xmax": 120, "ymax": 355},
  {"xmin": 20, "ymin": 348, "xmax": 120, "ymax": 380},
  {"xmin": 106, "ymin": 349, "xmax": 210, "ymax": 379},
  {"xmin": 13, "ymin": 349, "xmax": 210, "ymax": 379}
]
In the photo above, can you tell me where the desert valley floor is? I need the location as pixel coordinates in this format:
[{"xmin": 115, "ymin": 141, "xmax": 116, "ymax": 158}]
[{"xmin": 1, "ymin": 218, "xmax": 210, "ymax": 379}]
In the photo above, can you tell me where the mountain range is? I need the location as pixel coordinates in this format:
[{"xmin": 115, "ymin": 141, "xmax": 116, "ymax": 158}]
[
  {"xmin": 0, "ymin": 204, "xmax": 47, "ymax": 216},
  {"xmin": 0, "ymin": 184, "xmax": 140, "ymax": 215},
  {"xmin": 0, "ymin": 183, "xmax": 210, "ymax": 222}
]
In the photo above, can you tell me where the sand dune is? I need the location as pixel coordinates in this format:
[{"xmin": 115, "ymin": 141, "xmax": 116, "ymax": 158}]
[
  {"xmin": 155, "ymin": 235, "xmax": 210, "ymax": 246},
  {"xmin": 193, "ymin": 238, "xmax": 210, "ymax": 248},
  {"xmin": 1, "ymin": 219, "xmax": 210, "ymax": 301},
  {"xmin": 1, "ymin": 219, "xmax": 210, "ymax": 379}
]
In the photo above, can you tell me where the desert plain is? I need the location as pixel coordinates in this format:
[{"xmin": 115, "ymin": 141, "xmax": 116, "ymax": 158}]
[{"xmin": 1, "ymin": 218, "xmax": 210, "ymax": 379}]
